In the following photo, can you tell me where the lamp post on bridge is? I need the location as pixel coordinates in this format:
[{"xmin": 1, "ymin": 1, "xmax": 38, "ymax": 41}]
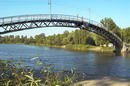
[
  {"xmin": 89, "ymin": 8, "xmax": 91, "ymax": 23},
  {"xmin": 48, "ymin": 0, "xmax": 52, "ymax": 19}
]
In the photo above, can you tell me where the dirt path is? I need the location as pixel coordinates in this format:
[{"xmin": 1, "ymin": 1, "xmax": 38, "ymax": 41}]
[
  {"xmin": 87, "ymin": 47, "xmax": 102, "ymax": 51},
  {"xmin": 74, "ymin": 77, "xmax": 130, "ymax": 86}
]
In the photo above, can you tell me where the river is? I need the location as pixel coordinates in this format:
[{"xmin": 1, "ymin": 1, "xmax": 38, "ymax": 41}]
[{"xmin": 0, "ymin": 44, "xmax": 130, "ymax": 79}]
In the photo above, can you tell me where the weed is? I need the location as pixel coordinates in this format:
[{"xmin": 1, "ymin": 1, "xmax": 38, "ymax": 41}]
[{"xmin": 0, "ymin": 57, "xmax": 79, "ymax": 86}]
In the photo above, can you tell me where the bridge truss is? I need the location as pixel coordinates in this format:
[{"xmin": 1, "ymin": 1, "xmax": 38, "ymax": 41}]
[{"xmin": 0, "ymin": 14, "xmax": 123, "ymax": 51}]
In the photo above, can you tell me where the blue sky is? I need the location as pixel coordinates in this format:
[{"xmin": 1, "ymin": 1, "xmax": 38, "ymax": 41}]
[{"xmin": 0, "ymin": 0, "xmax": 130, "ymax": 37}]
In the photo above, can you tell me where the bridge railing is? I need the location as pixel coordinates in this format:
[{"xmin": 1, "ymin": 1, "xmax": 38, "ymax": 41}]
[
  {"xmin": 0, "ymin": 14, "xmax": 116, "ymax": 32},
  {"xmin": 0, "ymin": 14, "xmax": 122, "ymax": 43},
  {"xmin": 0, "ymin": 14, "xmax": 106, "ymax": 35},
  {"xmin": 0, "ymin": 14, "xmax": 101, "ymax": 26}
]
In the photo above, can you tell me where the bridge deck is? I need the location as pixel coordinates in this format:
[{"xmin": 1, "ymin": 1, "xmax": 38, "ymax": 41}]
[
  {"xmin": 0, "ymin": 14, "xmax": 100, "ymax": 26},
  {"xmin": 0, "ymin": 14, "xmax": 122, "ymax": 49}
]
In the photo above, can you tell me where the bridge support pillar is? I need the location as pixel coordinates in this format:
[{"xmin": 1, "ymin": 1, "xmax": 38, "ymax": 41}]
[
  {"xmin": 121, "ymin": 42, "xmax": 130, "ymax": 53},
  {"xmin": 114, "ymin": 46, "xmax": 122, "ymax": 53}
]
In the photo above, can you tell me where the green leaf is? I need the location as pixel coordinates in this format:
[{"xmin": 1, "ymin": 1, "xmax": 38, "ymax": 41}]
[
  {"xmin": 30, "ymin": 57, "xmax": 40, "ymax": 60},
  {"xmin": 36, "ymin": 61, "xmax": 43, "ymax": 66},
  {"xmin": 25, "ymin": 75, "xmax": 34, "ymax": 80},
  {"xmin": 6, "ymin": 80, "xmax": 10, "ymax": 86},
  {"xmin": 35, "ymin": 79, "xmax": 41, "ymax": 83}
]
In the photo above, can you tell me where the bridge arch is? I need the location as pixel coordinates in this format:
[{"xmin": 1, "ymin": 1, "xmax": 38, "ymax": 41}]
[{"xmin": 0, "ymin": 14, "xmax": 123, "ymax": 52}]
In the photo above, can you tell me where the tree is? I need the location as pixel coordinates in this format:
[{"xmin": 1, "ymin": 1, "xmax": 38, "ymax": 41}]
[
  {"xmin": 80, "ymin": 29, "xmax": 88, "ymax": 45},
  {"xmin": 35, "ymin": 33, "xmax": 46, "ymax": 44},
  {"xmin": 0, "ymin": 36, "xmax": 3, "ymax": 43},
  {"xmin": 73, "ymin": 29, "xmax": 79, "ymax": 44},
  {"xmin": 93, "ymin": 33, "xmax": 108, "ymax": 46},
  {"xmin": 86, "ymin": 36, "xmax": 95, "ymax": 45},
  {"xmin": 46, "ymin": 36, "xmax": 55, "ymax": 46},
  {"xmin": 14, "ymin": 35, "xmax": 20, "ymax": 43},
  {"xmin": 28, "ymin": 36, "xmax": 35, "ymax": 44},
  {"xmin": 9, "ymin": 35, "xmax": 14, "ymax": 43},
  {"xmin": 100, "ymin": 18, "xmax": 121, "ymax": 38},
  {"xmin": 63, "ymin": 30, "xmax": 69, "ymax": 37},
  {"xmin": 58, "ymin": 34, "xmax": 63, "ymax": 45},
  {"xmin": 67, "ymin": 32, "xmax": 75, "ymax": 44},
  {"xmin": 123, "ymin": 27, "xmax": 130, "ymax": 43}
]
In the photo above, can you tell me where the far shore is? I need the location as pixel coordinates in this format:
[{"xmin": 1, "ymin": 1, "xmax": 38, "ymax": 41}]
[
  {"xmin": 42, "ymin": 44, "xmax": 115, "ymax": 52},
  {"xmin": 0, "ymin": 43, "xmax": 115, "ymax": 52}
]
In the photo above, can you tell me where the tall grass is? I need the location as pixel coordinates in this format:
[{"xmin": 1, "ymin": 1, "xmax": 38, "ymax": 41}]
[{"xmin": 0, "ymin": 57, "xmax": 80, "ymax": 86}]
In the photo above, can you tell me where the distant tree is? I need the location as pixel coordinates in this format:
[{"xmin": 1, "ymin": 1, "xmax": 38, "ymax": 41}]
[
  {"xmin": 57, "ymin": 34, "xmax": 63, "ymax": 45},
  {"xmin": 0, "ymin": 36, "xmax": 3, "ymax": 43},
  {"xmin": 80, "ymin": 29, "xmax": 88, "ymax": 45},
  {"xmin": 123, "ymin": 27, "xmax": 130, "ymax": 43},
  {"xmin": 73, "ymin": 29, "xmax": 79, "ymax": 44},
  {"xmin": 86, "ymin": 36, "xmax": 95, "ymax": 45},
  {"xmin": 67, "ymin": 32, "xmax": 75, "ymax": 44},
  {"xmin": 92, "ymin": 17, "xmax": 122, "ymax": 46},
  {"xmin": 14, "ymin": 35, "xmax": 20, "ymax": 43},
  {"xmin": 29, "ymin": 36, "xmax": 35, "ymax": 44},
  {"xmin": 62, "ymin": 38, "xmax": 68, "ymax": 45},
  {"xmin": 46, "ymin": 36, "xmax": 55, "ymax": 46},
  {"xmin": 35, "ymin": 33, "xmax": 46, "ymax": 44},
  {"xmin": 100, "ymin": 18, "xmax": 121, "ymax": 38},
  {"xmin": 20, "ymin": 35, "xmax": 25, "ymax": 43},
  {"xmin": 9, "ymin": 35, "xmax": 14, "ymax": 43},
  {"xmin": 93, "ymin": 33, "xmax": 108, "ymax": 46},
  {"xmin": 63, "ymin": 30, "xmax": 69, "ymax": 37},
  {"xmin": 23, "ymin": 36, "xmax": 28, "ymax": 44}
]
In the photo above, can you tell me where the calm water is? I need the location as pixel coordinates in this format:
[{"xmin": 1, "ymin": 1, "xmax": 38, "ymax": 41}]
[{"xmin": 1, "ymin": 44, "xmax": 130, "ymax": 79}]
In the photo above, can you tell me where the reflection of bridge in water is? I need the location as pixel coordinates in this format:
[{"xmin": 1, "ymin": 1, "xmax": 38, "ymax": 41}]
[{"xmin": 0, "ymin": 14, "xmax": 123, "ymax": 52}]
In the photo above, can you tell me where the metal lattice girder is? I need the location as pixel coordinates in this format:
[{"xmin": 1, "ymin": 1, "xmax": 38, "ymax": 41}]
[
  {"xmin": 0, "ymin": 14, "xmax": 122, "ymax": 48},
  {"xmin": 0, "ymin": 21, "xmax": 79, "ymax": 33}
]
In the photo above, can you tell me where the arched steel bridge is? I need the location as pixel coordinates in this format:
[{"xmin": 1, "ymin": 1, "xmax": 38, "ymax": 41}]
[{"xmin": 0, "ymin": 14, "xmax": 123, "ymax": 52}]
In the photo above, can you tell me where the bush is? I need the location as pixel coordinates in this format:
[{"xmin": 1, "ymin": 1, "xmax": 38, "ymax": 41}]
[{"xmin": 0, "ymin": 57, "xmax": 78, "ymax": 86}]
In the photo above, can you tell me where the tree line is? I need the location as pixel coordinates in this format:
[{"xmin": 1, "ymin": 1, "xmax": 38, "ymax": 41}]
[{"xmin": 0, "ymin": 18, "xmax": 130, "ymax": 46}]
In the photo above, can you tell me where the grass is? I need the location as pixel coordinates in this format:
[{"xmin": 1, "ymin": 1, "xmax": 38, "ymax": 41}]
[
  {"xmin": 0, "ymin": 57, "xmax": 81, "ymax": 86},
  {"xmin": 65, "ymin": 44, "xmax": 96, "ymax": 50},
  {"xmin": 65, "ymin": 44, "xmax": 115, "ymax": 52},
  {"xmin": 101, "ymin": 46, "xmax": 114, "ymax": 51}
]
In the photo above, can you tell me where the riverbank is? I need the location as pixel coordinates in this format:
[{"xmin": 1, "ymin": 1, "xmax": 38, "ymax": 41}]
[
  {"xmin": 73, "ymin": 77, "xmax": 130, "ymax": 86},
  {"xmin": 43, "ymin": 44, "xmax": 115, "ymax": 52},
  {"xmin": 0, "ymin": 43, "xmax": 115, "ymax": 52}
]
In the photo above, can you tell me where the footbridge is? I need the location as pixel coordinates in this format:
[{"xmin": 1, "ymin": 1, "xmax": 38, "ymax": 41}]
[{"xmin": 0, "ymin": 14, "xmax": 123, "ymax": 52}]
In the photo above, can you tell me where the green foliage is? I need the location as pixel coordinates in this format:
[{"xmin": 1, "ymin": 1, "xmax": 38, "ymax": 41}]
[
  {"xmin": 35, "ymin": 33, "xmax": 46, "ymax": 44},
  {"xmin": 89, "ymin": 17, "xmax": 122, "ymax": 46},
  {"xmin": 0, "ymin": 30, "xmax": 96, "ymax": 46},
  {"xmin": 0, "ymin": 58, "xmax": 78, "ymax": 86},
  {"xmin": 101, "ymin": 46, "xmax": 114, "ymax": 51},
  {"xmin": 100, "ymin": 17, "xmax": 121, "ymax": 38},
  {"xmin": 93, "ymin": 33, "xmax": 109, "ymax": 46},
  {"xmin": 122, "ymin": 27, "xmax": 130, "ymax": 43}
]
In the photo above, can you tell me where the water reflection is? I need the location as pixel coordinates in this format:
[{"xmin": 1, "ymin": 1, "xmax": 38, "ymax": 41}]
[
  {"xmin": 1, "ymin": 44, "xmax": 130, "ymax": 79},
  {"xmin": 121, "ymin": 53, "xmax": 130, "ymax": 58}
]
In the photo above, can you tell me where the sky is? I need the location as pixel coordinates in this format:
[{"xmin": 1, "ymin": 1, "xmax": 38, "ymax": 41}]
[{"xmin": 0, "ymin": 0, "xmax": 130, "ymax": 37}]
